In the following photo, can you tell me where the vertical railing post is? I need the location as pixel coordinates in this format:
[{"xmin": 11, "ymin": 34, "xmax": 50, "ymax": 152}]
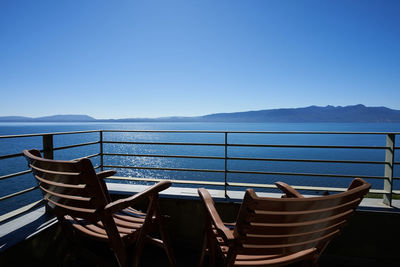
[
  {"xmin": 383, "ymin": 134, "xmax": 395, "ymax": 206},
  {"xmin": 224, "ymin": 132, "xmax": 228, "ymax": 198},
  {"xmin": 100, "ymin": 130, "xmax": 104, "ymax": 171},
  {"xmin": 42, "ymin": 134, "xmax": 54, "ymax": 214},
  {"xmin": 42, "ymin": 134, "xmax": 54, "ymax": 159}
]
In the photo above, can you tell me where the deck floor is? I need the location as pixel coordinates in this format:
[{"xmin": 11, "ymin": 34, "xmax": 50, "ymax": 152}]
[{"xmin": 0, "ymin": 229, "xmax": 398, "ymax": 267}]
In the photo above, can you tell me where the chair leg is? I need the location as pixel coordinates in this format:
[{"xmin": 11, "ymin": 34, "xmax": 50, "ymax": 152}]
[
  {"xmin": 207, "ymin": 227, "xmax": 216, "ymax": 267},
  {"xmin": 131, "ymin": 212, "xmax": 154, "ymax": 267},
  {"xmin": 154, "ymin": 201, "xmax": 176, "ymax": 267},
  {"xmin": 131, "ymin": 197, "xmax": 160, "ymax": 267},
  {"xmin": 198, "ymin": 231, "xmax": 208, "ymax": 267}
]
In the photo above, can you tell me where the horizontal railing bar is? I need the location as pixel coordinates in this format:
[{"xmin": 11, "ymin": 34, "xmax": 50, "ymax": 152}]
[
  {"xmin": 0, "ymin": 149, "xmax": 100, "ymax": 162},
  {"xmin": 103, "ymin": 141, "xmax": 388, "ymax": 150},
  {"xmin": 228, "ymin": 157, "xmax": 387, "ymax": 165},
  {"xmin": 104, "ymin": 165, "xmax": 385, "ymax": 179},
  {"xmin": 365, "ymin": 189, "xmax": 388, "ymax": 194},
  {"xmin": 228, "ymin": 143, "xmax": 388, "ymax": 150},
  {"xmin": 75, "ymin": 153, "xmax": 101, "ymax": 160},
  {"xmin": 94, "ymin": 165, "xmax": 101, "ymax": 169},
  {"xmin": 0, "ymin": 186, "xmax": 39, "ymax": 202},
  {"xmin": 85, "ymin": 153, "xmax": 101, "ymax": 159},
  {"xmin": 0, "ymin": 199, "xmax": 44, "ymax": 224},
  {"xmin": 103, "ymin": 153, "xmax": 225, "ymax": 160},
  {"xmin": 101, "ymin": 130, "xmax": 400, "ymax": 135},
  {"xmin": 0, "ymin": 150, "xmax": 390, "ymax": 163},
  {"xmin": 103, "ymin": 165, "xmax": 224, "ymax": 173},
  {"xmin": 227, "ymin": 182, "xmax": 386, "ymax": 194},
  {"xmin": 105, "ymin": 176, "xmax": 386, "ymax": 194},
  {"xmin": 228, "ymin": 182, "xmax": 344, "ymax": 192},
  {"xmin": 103, "ymin": 153, "xmax": 386, "ymax": 165},
  {"xmin": 0, "ymin": 130, "xmax": 100, "ymax": 139},
  {"xmin": 106, "ymin": 176, "xmax": 225, "ymax": 186},
  {"xmin": 102, "ymin": 141, "xmax": 224, "ymax": 146},
  {"xmin": 0, "ymin": 152, "xmax": 24, "ymax": 160},
  {"xmin": 103, "ymin": 130, "xmax": 225, "ymax": 134},
  {"xmin": 0, "ymin": 170, "xmax": 31, "ymax": 181},
  {"xmin": 0, "ymin": 130, "xmax": 397, "ymax": 140},
  {"xmin": 53, "ymin": 141, "xmax": 100, "ymax": 151},
  {"xmin": 227, "ymin": 169, "xmax": 386, "ymax": 180}
]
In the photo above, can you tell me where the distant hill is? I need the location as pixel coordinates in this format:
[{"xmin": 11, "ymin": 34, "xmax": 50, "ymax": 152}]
[
  {"xmin": 0, "ymin": 115, "xmax": 96, "ymax": 122},
  {"xmin": 196, "ymin": 104, "xmax": 400, "ymax": 123},
  {"xmin": 2, "ymin": 105, "xmax": 400, "ymax": 123}
]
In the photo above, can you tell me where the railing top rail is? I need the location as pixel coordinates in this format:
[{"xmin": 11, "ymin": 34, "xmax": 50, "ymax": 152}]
[
  {"xmin": 0, "ymin": 130, "xmax": 100, "ymax": 139},
  {"xmin": 0, "ymin": 129, "xmax": 399, "ymax": 139},
  {"xmin": 102, "ymin": 130, "xmax": 400, "ymax": 134},
  {"xmin": 100, "ymin": 130, "xmax": 400, "ymax": 135}
]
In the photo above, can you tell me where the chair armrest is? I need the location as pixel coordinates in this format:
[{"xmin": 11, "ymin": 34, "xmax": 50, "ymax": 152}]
[
  {"xmin": 96, "ymin": 170, "xmax": 116, "ymax": 180},
  {"xmin": 198, "ymin": 188, "xmax": 234, "ymax": 242},
  {"xmin": 105, "ymin": 181, "xmax": 172, "ymax": 214},
  {"xmin": 275, "ymin": 182, "xmax": 304, "ymax": 198}
]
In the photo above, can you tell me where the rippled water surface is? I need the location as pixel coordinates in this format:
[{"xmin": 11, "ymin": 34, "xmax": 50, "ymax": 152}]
[{"xmin": 1, "ymin": 122, "xmax": 400, "ymax": 215}]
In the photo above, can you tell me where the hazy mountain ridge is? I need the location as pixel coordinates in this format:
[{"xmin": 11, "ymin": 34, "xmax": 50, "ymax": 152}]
[
  {"xmin": 2, "ymin": 105, "xmax": 400, "ymax": 122},
  {"xmin": 0, "ymin": 115, "xmax": 96, "ymax": 122},
  {"xmin": 199, "ymin": 105, "xmax": 400, "ymax": 122}
]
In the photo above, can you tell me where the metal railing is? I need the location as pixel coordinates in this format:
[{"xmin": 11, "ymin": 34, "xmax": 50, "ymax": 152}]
[{"xmin": 0, "ymin": 130, "xmax": 399, "ymax": 222}]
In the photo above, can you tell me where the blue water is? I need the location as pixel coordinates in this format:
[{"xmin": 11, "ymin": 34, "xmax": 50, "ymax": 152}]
[{"xmin": 1, "ymin": 122, "xmax": 400, "ymax": 216}]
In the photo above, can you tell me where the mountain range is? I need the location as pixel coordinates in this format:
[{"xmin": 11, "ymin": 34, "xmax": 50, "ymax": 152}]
[{"xmin": 2, "ymin": 105, "xmax": 400, "ymax": 123}]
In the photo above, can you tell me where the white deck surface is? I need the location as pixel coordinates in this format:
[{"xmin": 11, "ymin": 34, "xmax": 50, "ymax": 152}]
[{"xmin": 107, "ymin": 183, "xmax": 400, "ymax": 212}]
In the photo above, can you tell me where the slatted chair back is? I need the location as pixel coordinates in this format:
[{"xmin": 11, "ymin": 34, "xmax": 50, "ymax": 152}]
[
  {"xmin": 231, "ymin": 178, "xmax": 370, "ymax": 262},
  {"xmin": 24, "ymin": 149, "xmax": 109, "ymax": 222},
  {"xmin": 24, "ymin": 149, "xmax": 176, "ymax": 267}
]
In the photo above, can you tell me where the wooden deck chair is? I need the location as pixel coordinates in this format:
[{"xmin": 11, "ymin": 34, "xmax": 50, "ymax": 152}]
[
  {"xmin": 23, "ymin": 149, "xmax": 175, "ymax": 267},
  {"xmin": 198, "ymin": 178, "xmax": 370, "ymax": 267}
]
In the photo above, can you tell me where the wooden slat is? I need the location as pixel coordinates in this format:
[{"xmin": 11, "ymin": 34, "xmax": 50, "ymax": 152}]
[
  {"xmin": 113, "ymin": 213, "xmax": 145, "ymax": 224},
  {"xmin": 97, "ymin": 220, "xmax": 139, "ymax": 234},
  {"xmin": 241, "ymin": 221, "xmax": 346, "ymax": 246},
  {"xmin": 39, "ymin": 185, "xmax": 92, "ymax": 202},
  {"xmin": 237, "ymin": 230, "xmax": 340, "ymax": 255},
  {"xmin": 46, "ymin": 197, "xmax": 96, "ymax": 215},
  {"xmin": 30, "ymin": 164, "xmax": 80, "ymax": 176},
  {"xmin": 248, "ymin": 198, "xmax": 361, "ymax": 224},
  {"xmin": 112, "ymin": 216, "xmax": 143, "ymax": 229},
  {"xmin": 249, "ymin": 188, "xmax": 369, "ymax": 212},
  {"xmin": 65, "ymin": 216, "xmax": 108, "ymax": 240},
  {"xmin": 34, "ymin": 175, "xmax": 86, "ymax": 189},
  {"xmin": 241, "ymin": 210, "xmax": 352, "ymax": 236}
]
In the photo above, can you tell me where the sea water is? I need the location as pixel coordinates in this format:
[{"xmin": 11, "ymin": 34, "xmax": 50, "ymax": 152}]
[{"xmin": 1, "ymin": 122, "xmax": 399, "ymax": 216}]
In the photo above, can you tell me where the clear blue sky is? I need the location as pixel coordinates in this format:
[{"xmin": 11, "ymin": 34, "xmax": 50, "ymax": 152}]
[{"xmin": 1, "ymin": 0, "xmax": 399, "ymax": 119}]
